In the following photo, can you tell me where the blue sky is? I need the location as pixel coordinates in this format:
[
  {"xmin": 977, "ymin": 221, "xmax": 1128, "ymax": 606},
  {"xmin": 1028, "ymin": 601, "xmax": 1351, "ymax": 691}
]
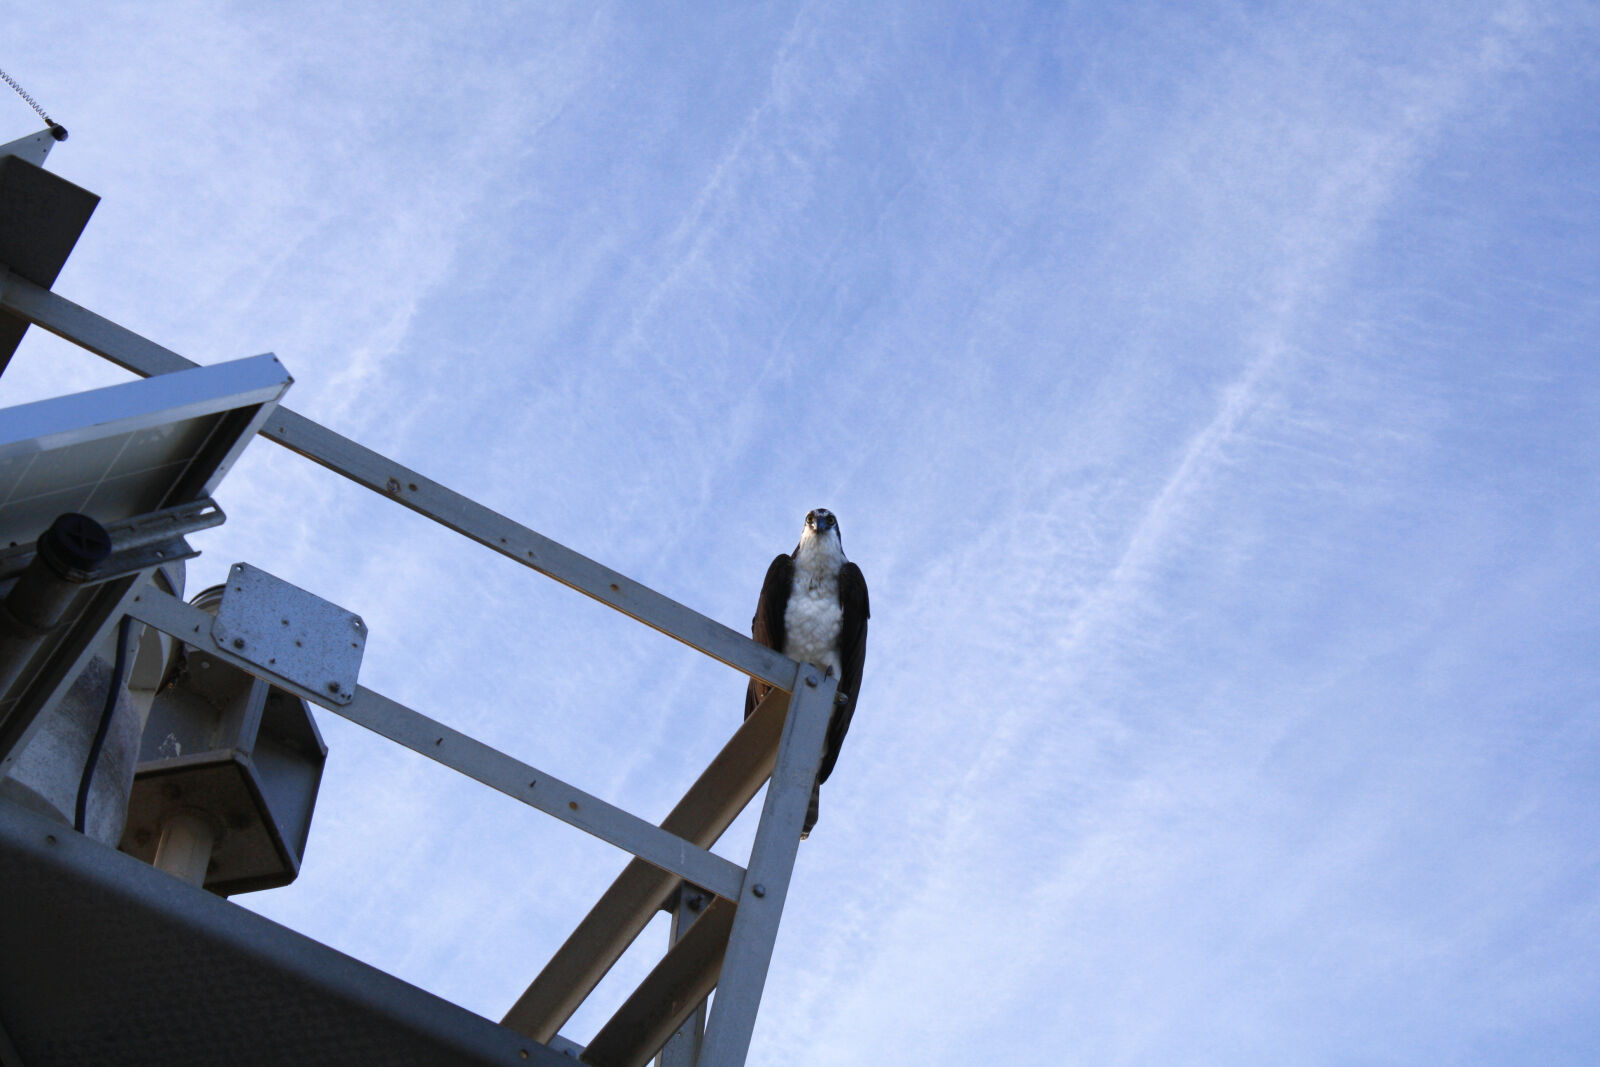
[{"xmin": 4, "ymin": 1, "xmax": 1599, "ymax": 1062}]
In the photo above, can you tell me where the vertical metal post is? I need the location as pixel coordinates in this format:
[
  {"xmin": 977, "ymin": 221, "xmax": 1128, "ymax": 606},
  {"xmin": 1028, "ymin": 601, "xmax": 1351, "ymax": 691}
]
[
  {"xmin": 656, "ymin": 886, "xmax": 710, "ymax": 1067},
  {"xmin": 151, "ymin": 809, "xmax": 219, "ymax": 887},
  {"xmin": 697, "ymin": 668, "xmax": 837, "ymax": 1066}
]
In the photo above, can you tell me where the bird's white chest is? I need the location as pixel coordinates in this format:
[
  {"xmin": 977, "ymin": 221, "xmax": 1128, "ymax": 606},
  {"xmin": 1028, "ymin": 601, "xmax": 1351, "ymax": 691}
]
[{"xmin": 783, "ymin": 565, "xmax": 843, "ymax": 675}]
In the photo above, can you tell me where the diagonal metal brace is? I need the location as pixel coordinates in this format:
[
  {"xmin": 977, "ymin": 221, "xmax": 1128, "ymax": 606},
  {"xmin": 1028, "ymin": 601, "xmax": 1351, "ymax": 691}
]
[
  {"xmin": 502, "ymin": 684, "xmax": 791, "ymax": 1043},
  {"xmin": 580, "ymin": 895, "xmax": 738, "ymax": 1067}
]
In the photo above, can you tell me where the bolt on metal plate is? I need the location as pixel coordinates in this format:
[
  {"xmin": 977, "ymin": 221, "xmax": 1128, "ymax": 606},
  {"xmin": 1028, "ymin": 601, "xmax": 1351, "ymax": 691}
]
[{"xmin": 210, "ymin": 562, "xmax": 365, "ymax": 706}]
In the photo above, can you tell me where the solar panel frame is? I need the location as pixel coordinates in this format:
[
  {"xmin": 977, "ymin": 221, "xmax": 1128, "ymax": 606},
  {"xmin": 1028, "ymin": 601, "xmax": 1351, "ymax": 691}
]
[{"xmin": 0, "ymin": 353, "xmax": 291, "ymax": 550}]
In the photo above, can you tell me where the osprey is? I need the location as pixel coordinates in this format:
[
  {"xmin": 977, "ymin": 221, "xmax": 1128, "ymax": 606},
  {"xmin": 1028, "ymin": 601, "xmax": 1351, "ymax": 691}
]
[{"xmin": 747, "ymin": 508, "xmax": 869, "ymax": 838}]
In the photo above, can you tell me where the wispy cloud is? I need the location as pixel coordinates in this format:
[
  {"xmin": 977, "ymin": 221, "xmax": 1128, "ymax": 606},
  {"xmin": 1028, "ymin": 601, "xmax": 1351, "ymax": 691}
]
[{"xmin": 4, "ymin": 2, "xmax": 1597, "ymax": 1063}]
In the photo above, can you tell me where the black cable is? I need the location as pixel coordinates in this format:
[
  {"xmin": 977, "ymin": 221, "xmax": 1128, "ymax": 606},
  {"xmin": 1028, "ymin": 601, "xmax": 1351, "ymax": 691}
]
[{"xmin": 76, "ymin": 615, "xmax": 133, "ymax": 834}]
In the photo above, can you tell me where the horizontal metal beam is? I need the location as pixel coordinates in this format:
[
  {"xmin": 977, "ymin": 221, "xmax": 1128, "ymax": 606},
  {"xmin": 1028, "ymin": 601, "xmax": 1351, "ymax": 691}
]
[
  {"xmin": 122, "ymin": 589, "xmax": 745, "ymax": 902},
  {"xmin": 580, "ymin": 895, "xmax": 736, "ymax": 1067},
  {"xmin": 501, "ymin": 684, "xmax": 790, "ymax": 1043},
  {"xmin": 332, "ymin": 687, "xmax": 745, "ymax": 903},
  {"xmin": 0, "ymin": 270, "xmax": 799, "ymax": 691},
  {"xmin": 262, "ymin": 408, "xmax": 798, "ymax": 689},
  {"xmin": 0, "ymin": 266, "xmax": 193, "ymax": 376}
]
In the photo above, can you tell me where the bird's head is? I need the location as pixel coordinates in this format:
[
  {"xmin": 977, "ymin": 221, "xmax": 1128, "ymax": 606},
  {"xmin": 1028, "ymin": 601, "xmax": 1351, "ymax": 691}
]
[{"xmin": 799, "ymin": 508, "xmax": 845, "ymax": 557}]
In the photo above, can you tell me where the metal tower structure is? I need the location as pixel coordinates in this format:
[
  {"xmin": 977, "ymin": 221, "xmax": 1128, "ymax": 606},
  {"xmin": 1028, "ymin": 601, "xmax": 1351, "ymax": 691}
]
[{"xmin": 0, "ymin": 129, "xmax": 837, "ymax": 1067}]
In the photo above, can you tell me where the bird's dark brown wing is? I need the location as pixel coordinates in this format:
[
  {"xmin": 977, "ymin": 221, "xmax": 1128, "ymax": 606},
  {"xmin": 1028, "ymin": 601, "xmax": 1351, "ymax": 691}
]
[
  {"xmin": 817, "ymin": 561, "xmax": 869, "ymax": 783},
  {"xmin": 745, "ymin": 553, "xmax": 794, "ymax": 718}
]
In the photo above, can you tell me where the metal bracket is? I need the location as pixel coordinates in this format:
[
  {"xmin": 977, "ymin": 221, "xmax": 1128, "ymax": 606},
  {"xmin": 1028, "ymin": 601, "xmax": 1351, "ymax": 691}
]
[
  {"xmin": 105, "ymin": 497, "xmax": 225, "ymax": 553},
  {"xmin": 209, "ymin": 563, "xmax": 365, "ymax": 706},
  {"xmin": 0, "ymin": 499, "xmax": 223, "ymax": 584},
  {"xmin": 0, "ymin": 128, "xmax": 59, "ymax": 167}
]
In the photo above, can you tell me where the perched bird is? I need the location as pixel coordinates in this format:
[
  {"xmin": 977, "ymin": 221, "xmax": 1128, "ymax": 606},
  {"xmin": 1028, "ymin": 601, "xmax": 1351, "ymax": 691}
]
[{"xmin": 747, "ymin": 508, "xmax": 869, "ymax": 838}]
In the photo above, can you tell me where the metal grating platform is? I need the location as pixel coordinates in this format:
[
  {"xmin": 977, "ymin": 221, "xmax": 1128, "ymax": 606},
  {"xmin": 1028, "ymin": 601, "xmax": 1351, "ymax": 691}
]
[{"xmin": 0, "ymin": 799, "xmax": 570, "ymax": 1067}]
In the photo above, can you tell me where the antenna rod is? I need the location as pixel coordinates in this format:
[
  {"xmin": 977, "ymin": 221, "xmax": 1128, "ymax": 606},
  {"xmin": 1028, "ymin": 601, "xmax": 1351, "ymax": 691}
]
[{"xmin": 0, "ymin": 66, "xmax": 67, "ymax": 140}]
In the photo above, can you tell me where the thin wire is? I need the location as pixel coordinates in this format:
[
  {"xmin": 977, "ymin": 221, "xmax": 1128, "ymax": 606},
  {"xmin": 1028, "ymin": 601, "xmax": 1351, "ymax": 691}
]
[{"xmin": 0, "ymin": 65, "xmax": 53, "ymax": 124}]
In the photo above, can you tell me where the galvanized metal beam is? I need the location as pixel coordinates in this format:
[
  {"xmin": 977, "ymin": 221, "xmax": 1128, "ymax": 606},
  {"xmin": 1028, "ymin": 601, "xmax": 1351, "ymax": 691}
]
[
  {"xmin": 0, "ymin": 266, "xmax": 192, "ymax": 376},
  {"xmin": 502, "ymin": 684, "xmax": 790, "ymax": 1043},
  {"xmin": 581, "ymin": 895, "xmax": 736, "ymax": 1067},
  {"xmin": 262, "ymin": 408, "xmax": 797, "ymax": 689},
  {"xmin": 122, "ymin": 589, "xmax": 746, "ymax": 903},
  {"xmin": 0, "ymin": 270, "xmax": 797, "ymax": 691},
  {"xmin": 332, "ymin": 686, "xmax": 745, "ymax": 904},
  {"xmin": 698, "ymin": 670, "xmax": 837, "ymax": 1066}
]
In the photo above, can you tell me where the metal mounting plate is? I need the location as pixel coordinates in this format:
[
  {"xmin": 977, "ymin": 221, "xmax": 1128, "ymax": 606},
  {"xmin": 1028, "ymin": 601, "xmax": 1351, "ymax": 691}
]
[{"xmin": 210, "ymin": 563, "xmax": 365, "ymax": 706}]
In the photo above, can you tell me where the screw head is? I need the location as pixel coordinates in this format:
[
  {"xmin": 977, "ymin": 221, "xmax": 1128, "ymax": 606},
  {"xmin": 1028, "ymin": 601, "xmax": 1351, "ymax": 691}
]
[
  {"xmin": 232, "ymin": 637, "xmax": 246, "ymax": 649},
  {"xmin": 752, "ymin": 884, "xmax": 766, "ymax": 898}
]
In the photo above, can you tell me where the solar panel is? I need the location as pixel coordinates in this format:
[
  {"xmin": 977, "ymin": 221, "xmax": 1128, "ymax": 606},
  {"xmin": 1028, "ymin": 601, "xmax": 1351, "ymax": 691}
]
[
  {"xmin": 0, "ymin": 353, "xmax": 292, "ymax": 774},
  {"xmin": 0, "ymin": 353, "xmax": 291, "ymax": 551}
]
